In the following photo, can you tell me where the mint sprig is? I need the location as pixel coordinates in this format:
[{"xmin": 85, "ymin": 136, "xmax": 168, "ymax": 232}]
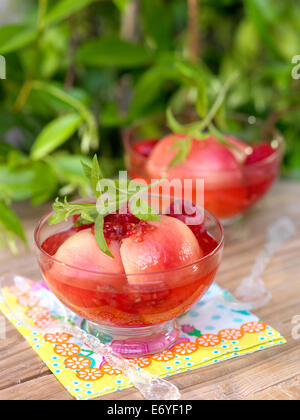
[
  {"xmin": 48, "ymin": 155, "xmax": 162, "ymax": 257},
  {"xmin": 170, "ymin": 136, "xmax": 192, "ymax": 167},
  {"xmin": 94, "ymin": 214, "xmax": 113, "ymax": 258},
  {"xmin": 166, "ymin": 72, "xmax": 239, "ymax": 167}
]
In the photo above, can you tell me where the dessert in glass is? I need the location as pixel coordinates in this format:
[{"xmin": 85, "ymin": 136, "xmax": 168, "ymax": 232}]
[
  {"xmin": 124, "ymin": 115, "xmax": 284, "ymax": 224},
  {"xmin": 34, "ymin": 158, "xmax": 224, "ymax": 357}
]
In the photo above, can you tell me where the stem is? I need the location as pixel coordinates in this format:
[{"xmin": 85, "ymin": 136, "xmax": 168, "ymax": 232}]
[
  {"xmin": 13, "ymin": 0, "xmax": 48, "ymax": 113},
  {"xmin": 195, "ymin": 72, "xmax": 239, "ymax": 132},
  {"xmin": 13, "ymin": 80, "xmax": 34, "ymax": 114},
  {"xmin": 166, "ymin": 72, "xmax": 240, "ymax": 166},
  {"xmin": 167, "ymin": 73, "xmax": 239, "ymax": 137},
  {"xmin": 261, "ymin": 104, "xmax": 298, "ymax": 141},
  {"xmin": 32, "ymin": 81, "xmax": 94, "ymax": 126},
  {"xmin": 187, "ymin": 0, "xmax": 200, "ymax": 62},
  {"xmin": 120, "ymin": 0, "xmax": 140, "ymax": 42},
  {"xmin": 64, "ymin": 16, "xmax": 78, "ymax": 89},
  {"xmin": 119, "ymin": 0, "xmax": 140, "ymax": 114},
  {"xmin": 37, "ymin": 0, "xmax": 48, "ymax": 32}
]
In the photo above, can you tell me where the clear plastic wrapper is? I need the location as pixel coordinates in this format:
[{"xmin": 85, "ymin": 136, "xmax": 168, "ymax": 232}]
[
  {"xmin": 0, "ymin": 273, "xmax": 181, "ymax": 400},
  {"xmin": 219, "ymin": 218, "xmax": 295, "ymax": 310}
]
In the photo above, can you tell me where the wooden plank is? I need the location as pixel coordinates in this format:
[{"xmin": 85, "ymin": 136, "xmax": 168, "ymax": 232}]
[
  {"xmin": 0, "ymin": 324, "xmax": 50, "ymax": 390},
  {"xmin": 248, "ymin": 377, "xmax": 300, "ymax": 400},
  {"xmin": 0, "ymin": 180, "xmax": 299, "ymax": 400},
  {"xmin": 0, "ymin": 374, "xmax": 71, "ymax": 401}
]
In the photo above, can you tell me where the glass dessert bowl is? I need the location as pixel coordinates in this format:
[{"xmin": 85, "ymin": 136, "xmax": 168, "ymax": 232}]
[
  {"xmin": 34, "ymin": 195, "xmax": 224, "ymax": 358},
  {"xmin": 123, "ymin": 115, "xmax": 284, "ymax": 223}
]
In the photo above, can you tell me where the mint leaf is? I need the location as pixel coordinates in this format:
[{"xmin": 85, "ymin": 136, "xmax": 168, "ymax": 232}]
[
  {"xmin": 48, "ymin": 197, "xmax": 97, "ymax": 225},
  {"xmin": 94, "ymin": 215, "xmax": 113, "ymax": 258},
  {"xmin": 81, "ymin": 160, "xmax": 92, "ymax": 179},
  {"xmin": 195, "ymin": 72, "xmax": 239, "ymax": 133},
  {"xmin": 73, "ymin": 216, "xmax": 94, "ymax": 227},
  {"xmin": 196, "ymin": 82, "xmax": 208, "ymax": 118},
  {"xmin": 208, "ymin": 123, "xmax": 228, "ymax": 145},
  {"xmin": 48, "ymin": 156, "xmax": 165, "ymax": 256},
  {"xmin": 165, "ymin": 72, "xmax": 239, "ymax": 166},
  {"xmin": 79, "ymin": 210, "xmax": 95, "ymax": 223},
  {"xmin": 170, "ymin": 137, "xmax": 192, "ymax": 167},
  {"xmin": 91, "ymin": 155, "xmax": 103, "ymax": 197},
  {"xmin": 166, "ymin": 107, "xmax": 190, "ymax": 135}
]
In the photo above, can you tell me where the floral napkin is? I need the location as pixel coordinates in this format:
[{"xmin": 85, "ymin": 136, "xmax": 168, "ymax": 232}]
[{"xmin": 0, "ymin": 276, "xmax": 286, "ymax": 400}]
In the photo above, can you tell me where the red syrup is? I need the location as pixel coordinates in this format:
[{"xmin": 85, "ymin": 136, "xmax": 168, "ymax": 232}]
[{"xmin": 41, "ymin": 210, "xmax": 220, "ymax": 328}]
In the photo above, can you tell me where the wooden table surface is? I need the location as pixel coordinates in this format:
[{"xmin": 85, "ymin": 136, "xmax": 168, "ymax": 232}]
[{"xmin": 0, "ymin": 180, "xmax": 300, "ymax": 400}]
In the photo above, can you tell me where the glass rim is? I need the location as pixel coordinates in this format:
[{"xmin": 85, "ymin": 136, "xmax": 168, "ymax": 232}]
[{"xmin": 34, "ymin": 199, "xmax": 224, "ymax": 278}]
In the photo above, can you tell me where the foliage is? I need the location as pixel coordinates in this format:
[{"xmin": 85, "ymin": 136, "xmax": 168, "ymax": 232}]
[
  {"xmin": 0, "ymin": 0, "xmax": 299, "ymax": 251},
  {"xmin": 49, "ymin": 155, "xmax": 161, "ymax": 256}
]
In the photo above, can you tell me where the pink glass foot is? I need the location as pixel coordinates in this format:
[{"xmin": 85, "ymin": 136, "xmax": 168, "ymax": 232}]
[{"xmin": 87, "ymin": 320, "xmax": 180, "ymax": 358}]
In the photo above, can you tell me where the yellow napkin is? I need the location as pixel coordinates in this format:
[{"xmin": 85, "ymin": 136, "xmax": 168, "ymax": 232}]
[{"xmin": 0, "ymin": 277, "xmax": 286, "ymax": 400}]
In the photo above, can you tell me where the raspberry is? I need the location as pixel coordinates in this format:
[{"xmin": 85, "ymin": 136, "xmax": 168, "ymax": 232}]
[
  {"xmin": 245, "ymin": 143, "xmax": 275, "ymax": 165},
  {"xmin": 104, "ymin": 204, "xmax": 140, "ymax": 225},
  {"xmin": 132, "ymin": 139, "xmax": 158, "ymax": 158}
]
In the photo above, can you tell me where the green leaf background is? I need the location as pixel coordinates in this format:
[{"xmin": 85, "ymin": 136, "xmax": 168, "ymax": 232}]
[
  {"xmin": 77, "ymin": 37, "xmax": 155, "ymax": 68},
  {"xmin": 31, "ymin": 113, "xmax": 82, "ymax": 160},
  {"xmin": 0, "ymin": 0, "xmax": 299, "ymax": 253}
]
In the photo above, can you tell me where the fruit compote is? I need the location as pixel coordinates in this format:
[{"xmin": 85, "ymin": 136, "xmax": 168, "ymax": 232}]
[
  {"xmin": 124, "ymin": 130, "xmax": 284, "ymax": 221},
  {"xmin": 37, "ymin": 201, "xmax": 223, "ymax": 331},
  {"xmin": 35, "ymin": 154, "xmax": 224, "ymax": 356}
]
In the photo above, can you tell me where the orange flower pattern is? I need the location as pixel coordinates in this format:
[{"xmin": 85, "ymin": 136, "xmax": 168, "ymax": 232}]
[
  {"xmin": 76, "ymin": 368, "xmax": 103, "ymax": 381},
  {"xmin": 151, "ymin": 349, "xmax": 175, "ymax": 362},
  {"xmin": 26, "ymin": 306, "xmax": 50, "ymax": 321},
  {"xmin": 64, "ymin": 356, "xmax": 92, "ymax": 370},
  {"xmin": 219, "ymin": 329, "xmax": 244, "ymax": 341},
  {"xmin": 172, "ymin": 341, "xmax": 198, "ymax": 355},
  {"xmin": 101, "ymin": 363, "xmax": 122, "ymax": 375},
  {"xmin": 241, "ymin": 322, "xmax": 267, "ymax": 334},
  {"xmin": 34, "ymin": 316, "xmax": 54, "ymax": 329},
  {"xmin": 196, "ymin": 334, "xmax": 221, "ymax": 347},
  {"xmin": 54, "ymin": 343, "xmax": 81, "ymax": 357},
  {"xmin": 44, "ymin": 332, "xmax": 71, "ymax": 344},
  {"xmin": 128, "ymin": 357, "xmax": 152, "ymax": 368}
]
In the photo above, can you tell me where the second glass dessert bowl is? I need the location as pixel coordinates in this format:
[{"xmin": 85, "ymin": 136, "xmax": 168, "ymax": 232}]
[
  {"xmin": 34, "ymin": 195, "xmax": 224, "ymax": 358},
  {"xmin": 123, "ymin": 115, "xmax": 284, "ymax": 223}
]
